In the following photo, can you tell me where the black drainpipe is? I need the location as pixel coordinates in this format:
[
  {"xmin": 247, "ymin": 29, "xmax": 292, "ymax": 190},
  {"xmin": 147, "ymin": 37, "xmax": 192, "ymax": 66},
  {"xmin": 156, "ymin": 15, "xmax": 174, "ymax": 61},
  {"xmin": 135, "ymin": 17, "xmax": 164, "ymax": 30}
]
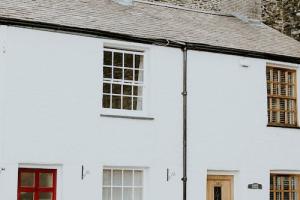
[{"xmin": 181, "ymin": 45, "xmax": 188, "ymax": 200}]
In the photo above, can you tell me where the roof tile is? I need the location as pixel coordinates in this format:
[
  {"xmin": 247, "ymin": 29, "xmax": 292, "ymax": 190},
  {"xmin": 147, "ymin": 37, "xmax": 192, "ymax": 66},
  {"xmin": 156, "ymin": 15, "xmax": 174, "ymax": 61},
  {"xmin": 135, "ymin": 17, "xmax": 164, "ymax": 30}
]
[{"xmin": 0, "ymin": 0, "xmax": 299, "ymax": 58}]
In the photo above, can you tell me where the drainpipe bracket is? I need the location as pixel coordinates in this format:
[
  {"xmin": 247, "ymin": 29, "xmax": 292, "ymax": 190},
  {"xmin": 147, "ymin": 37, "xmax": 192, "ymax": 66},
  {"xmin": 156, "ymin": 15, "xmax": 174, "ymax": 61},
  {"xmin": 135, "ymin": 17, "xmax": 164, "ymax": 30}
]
[
  {"xmin": 181, "ymin": 176, "xmax": 187, "ymax": 182},
  {"xmin": 181, "ymin": 91, "xmax": 187, "ymax": 96}
]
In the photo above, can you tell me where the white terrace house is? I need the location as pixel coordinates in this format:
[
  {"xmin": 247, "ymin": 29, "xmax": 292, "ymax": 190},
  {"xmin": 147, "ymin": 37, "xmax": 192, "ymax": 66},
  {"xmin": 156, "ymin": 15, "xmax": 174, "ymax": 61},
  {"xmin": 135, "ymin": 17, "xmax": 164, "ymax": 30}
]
[{"xmin": 0, "ymin": 0, "xmax": 300, "ymax": 200}]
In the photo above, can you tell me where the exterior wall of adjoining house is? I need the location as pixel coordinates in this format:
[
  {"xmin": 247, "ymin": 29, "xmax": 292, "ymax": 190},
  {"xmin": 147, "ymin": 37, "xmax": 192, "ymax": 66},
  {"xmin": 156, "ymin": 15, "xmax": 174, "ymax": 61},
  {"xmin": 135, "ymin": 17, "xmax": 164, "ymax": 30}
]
[
  {"xmin": 0, "ymin": 25, "xmax": 300, "ymax": 200},
  {"xmin": 188, "ymin": 51, "xmax": 300, "ymax": 200}
]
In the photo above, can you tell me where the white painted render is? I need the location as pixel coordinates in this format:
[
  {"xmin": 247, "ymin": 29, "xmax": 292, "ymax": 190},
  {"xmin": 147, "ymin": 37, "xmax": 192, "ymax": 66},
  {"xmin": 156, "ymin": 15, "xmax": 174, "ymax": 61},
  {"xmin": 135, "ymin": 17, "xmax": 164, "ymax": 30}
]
[
  {"xmin": 188, "ymin": 51, "xmax": 300, "ymax": 200},
  {"xmin": 0, "ymin": 25, "xmax": 299, "ymax": 200}
]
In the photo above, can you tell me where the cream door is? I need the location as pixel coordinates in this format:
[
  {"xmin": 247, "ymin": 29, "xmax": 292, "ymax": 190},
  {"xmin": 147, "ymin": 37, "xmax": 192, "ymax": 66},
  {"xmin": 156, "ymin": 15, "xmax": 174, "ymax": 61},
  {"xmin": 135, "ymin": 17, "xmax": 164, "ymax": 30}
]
[{"xmin": 207, "ymin": 175, "xmax": 233, "ymax": 200}]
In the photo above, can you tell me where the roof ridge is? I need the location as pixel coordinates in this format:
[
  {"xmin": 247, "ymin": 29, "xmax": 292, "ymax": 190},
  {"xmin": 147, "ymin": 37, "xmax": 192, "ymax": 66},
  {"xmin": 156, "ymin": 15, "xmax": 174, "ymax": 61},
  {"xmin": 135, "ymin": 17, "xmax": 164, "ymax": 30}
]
[{"xmin": 134, "ymin": 0, "xmax": 233, "ymax": 17}]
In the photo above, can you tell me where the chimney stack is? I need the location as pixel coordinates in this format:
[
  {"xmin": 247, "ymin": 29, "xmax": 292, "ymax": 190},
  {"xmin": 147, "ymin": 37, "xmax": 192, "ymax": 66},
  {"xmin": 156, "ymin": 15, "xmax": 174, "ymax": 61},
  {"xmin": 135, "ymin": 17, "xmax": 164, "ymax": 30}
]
[{"xmin": 220, "ymin": 0, "xmax": 262, "ymax": 22}]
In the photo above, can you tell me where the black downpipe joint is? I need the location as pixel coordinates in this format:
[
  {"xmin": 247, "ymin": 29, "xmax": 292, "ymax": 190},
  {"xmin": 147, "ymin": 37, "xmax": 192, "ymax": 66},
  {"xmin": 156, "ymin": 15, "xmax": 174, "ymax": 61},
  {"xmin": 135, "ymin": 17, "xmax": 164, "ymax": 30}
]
[{"xmin": 181, "ymin": 46, "xmax": 188, "ymax": 200}]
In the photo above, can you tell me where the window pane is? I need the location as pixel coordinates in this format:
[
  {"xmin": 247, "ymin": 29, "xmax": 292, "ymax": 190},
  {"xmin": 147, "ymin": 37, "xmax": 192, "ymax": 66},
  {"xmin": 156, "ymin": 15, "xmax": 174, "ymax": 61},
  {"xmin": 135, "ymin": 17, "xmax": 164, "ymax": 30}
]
[
  {"xmin": 134, "ymin": 70, "xmax": 143, "ymax": 82},
  {"xmin": 103, "ymin": 95, "xmax": 111, "ymax": 108},
  {"xmin": 134, "ymin": 188, "xmax": 143, "ymax": 200},
  {"xmin": 123, "ymin": 170, "xmax": 133, "ymax": 186},
  {"xmin": 114, "ymin": 52, "xmax": 123, "ymax": 67},
  {"xmin": 103, "ymin": 83, "xmax": 111, "ymax": 94},
  {"xmin": 113, "ymin": 170, "xmax": 122, "ymax": 186},
  {"xmin": 284, "ymin": 192, "xmax": 289, "ymax": 200},
  {"xmin": 270, "ymin": 192, "xmax": 274, "ymax": 200},
  {"xmin": 103, "ymin": 170, "xmax": 112, "ymax": 186},
  {"xmin": 103, "ymin": 187, "xmax": 111, "ymax": 200},
  {"xmin": 292, "ymin": 192, "xmax": 297, "ymax": 200},
  {"xmin": 124, "ymin": 69, "xmax": 133, "ymax": 81},
  {"xmin": 124, "ymin": 54, "xmax": 133, "ymax": 68},
  {"xmin": 103, "ymin": 67, "xmax": 112, "ymax": 79},
  {"xmin": 112, "ymin": 84, "xmax": 121, "ymax": 95},
  {"xmin": 123, "ymin": 96, "xmax": 132, "ymax": 110},
  {"xmin": 123, "ymin": 85, "xmax": 132, "ymax": 95},
  {"xmin": 104, "ymin": 51, "xmax": 112, "ymax": 66},
  {"xmin": 288, "ymin": 73, "xmax": 292, "ymax": 83},
  {"xmin": 214, "ymin": 186, "xmax": 222, "ymax": 200},
  {"xmin": 20, "ymin": 192, "xmax": 34, "ymax": 200},
  {"xmin": 124, "ymin": 188, "xmax": 133, "ymax": 200},
  {"xmin": 112, "ymin": 188, "xmax": 122, "ymax": 200},
  {"xmin": 39, "ymin": 192, "xmax": 52, "ymax": 200},
  {"xmin": 39, "ymin": 173, "xmax": 53, "ymax": 188},
  {"xmin": 133, "ymin": 86, "xmax": 143, "ymax": 97},
  {"xmin": 21, "ymin": 172, "xmax": 35, "ymax": 187},
  {"xmin": 273, "ymin": 70, "xmax": 278, "ymax": 82},
  {"xmin": 273, "ymin": 83, "xmax": 278, "ymax": 95},
  {"xmin": 112, "ymin": 96, "xmax": 121, "ymax": 109},
  {"xmin": 283, "ymin": 176, "xmax": 289, "ymax": 190},
  {"xmin": 271, "ymin": 176, "xmax": 274, "ymax": 189},
  {"xmin": 133, "ymin": 97, "xmax": 143, "ymax": 111},
  {"xmin": 134, "ymin": 171, "xmax": 143, "ymax": 186},
  {"xmin": 280, "ymin": 72, "xmax": 286, "ymax": 83},
  {"xmin": 292, "ymin": 177, "xmax": 297, "ymax": 190},
  {"xmin": 135, "ymin": 55, "xmax": 143, "ymax": 69},
  {"xmin": 280, "ymin": 85, "xmax": 286, "ymax": 96},
  {"xmin": 276, "ymin": 176, "xmax": 282, "ymax": 190},
  {"xmin": 267, "ymin": 83, "xmax": 271, "ymax": 94},
  {"xmin": 276, "ymin": 192, "xmax": 281, "ymax": 200},
  {"xmin": 113, "ymin": 68, "xmax": 123, "ymax": 80}
]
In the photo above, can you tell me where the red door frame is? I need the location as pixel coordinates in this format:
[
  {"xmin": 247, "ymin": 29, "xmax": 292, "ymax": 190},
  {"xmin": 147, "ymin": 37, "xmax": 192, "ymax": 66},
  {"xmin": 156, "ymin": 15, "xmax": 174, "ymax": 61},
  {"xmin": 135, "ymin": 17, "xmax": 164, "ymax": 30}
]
[{"xmin": 17, "ymin": 168, "xmax": 57, "ymax": 200}]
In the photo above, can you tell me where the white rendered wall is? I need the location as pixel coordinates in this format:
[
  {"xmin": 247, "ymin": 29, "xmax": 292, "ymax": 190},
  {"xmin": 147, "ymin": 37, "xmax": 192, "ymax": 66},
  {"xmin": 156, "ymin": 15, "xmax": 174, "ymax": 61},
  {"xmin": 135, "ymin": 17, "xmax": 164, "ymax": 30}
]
[
  {"xmin": 0, "ymin": 26, "xmax": 183, "ymax": 200},
  {"xmin": 1, "ymin": 25, "xmax": 300, "ymax": 200},
  {"xmin": 188, "ymin": 50, "xmax": 300, "ymax": 200}
]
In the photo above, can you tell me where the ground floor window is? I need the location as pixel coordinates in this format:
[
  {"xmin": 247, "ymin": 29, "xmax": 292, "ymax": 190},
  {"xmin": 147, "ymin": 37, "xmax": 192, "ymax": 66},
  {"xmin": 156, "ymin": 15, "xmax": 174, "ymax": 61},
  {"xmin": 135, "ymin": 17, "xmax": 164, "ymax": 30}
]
[
  {"xmin": 18, "ymin": 168, "xmax": 57, "ymax": 200},
  {"xmin": 270, "ymin": 174, "xmax": 300, "ymax": 200},
  {"xmin": 102, "ymin": 168, "xmax": 143, "ymax": 200}
]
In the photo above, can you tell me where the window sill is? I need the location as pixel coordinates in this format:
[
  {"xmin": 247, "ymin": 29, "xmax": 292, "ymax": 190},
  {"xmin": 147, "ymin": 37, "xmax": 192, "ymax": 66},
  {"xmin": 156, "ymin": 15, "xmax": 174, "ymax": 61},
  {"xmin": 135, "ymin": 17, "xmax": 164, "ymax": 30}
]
[
  {"xmin": 100, "ymin": 113, "xmax": 154, "ymax": 120},
  {"xmin": 267, "ymin": 124, "xmax": 300, "ymax": 129}
]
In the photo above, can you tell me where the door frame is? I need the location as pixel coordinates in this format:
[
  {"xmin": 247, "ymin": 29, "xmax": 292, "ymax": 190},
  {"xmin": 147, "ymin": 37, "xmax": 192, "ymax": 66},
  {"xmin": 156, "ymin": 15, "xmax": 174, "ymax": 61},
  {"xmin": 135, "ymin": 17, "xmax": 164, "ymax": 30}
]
[
  {"xmin": 207, "ymin": 173, "xmax": 235, "ymax": 200},
  {"xmin": 205, "ymin": 170, "xmax": 239, "ymax": 200}
]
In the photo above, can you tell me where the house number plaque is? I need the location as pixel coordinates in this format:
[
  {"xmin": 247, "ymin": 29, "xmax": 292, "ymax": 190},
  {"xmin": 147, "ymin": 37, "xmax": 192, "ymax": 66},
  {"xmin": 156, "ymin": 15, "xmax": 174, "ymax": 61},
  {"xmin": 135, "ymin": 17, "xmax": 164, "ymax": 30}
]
[{"xmin": 248, "ymin": 183, "xmax": 262, "ymax": 189}]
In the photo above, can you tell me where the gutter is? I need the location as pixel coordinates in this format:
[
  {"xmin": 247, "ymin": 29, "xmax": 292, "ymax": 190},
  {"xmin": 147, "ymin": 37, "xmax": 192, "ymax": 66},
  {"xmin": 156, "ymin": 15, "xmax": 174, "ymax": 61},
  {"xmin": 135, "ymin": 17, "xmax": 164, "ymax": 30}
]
[{"xmin": 0, "ymin": 17, "xmax": 299, "ymax": 64}]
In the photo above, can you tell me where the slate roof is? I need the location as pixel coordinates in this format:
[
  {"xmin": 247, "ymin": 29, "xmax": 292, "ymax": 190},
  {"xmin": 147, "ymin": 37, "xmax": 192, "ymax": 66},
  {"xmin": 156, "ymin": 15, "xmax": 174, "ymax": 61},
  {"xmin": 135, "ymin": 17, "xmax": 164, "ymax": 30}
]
[{"xmin": 0, "ymin": 0, "xmax": 300, "ymax": 59}]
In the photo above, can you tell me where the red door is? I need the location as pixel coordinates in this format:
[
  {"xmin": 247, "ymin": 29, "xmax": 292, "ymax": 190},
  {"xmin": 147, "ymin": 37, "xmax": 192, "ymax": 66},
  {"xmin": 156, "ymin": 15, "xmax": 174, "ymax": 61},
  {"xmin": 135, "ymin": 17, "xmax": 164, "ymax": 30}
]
[{"xmin": 18, "ymin": 168, "xmax": 57, "ymax": 200}]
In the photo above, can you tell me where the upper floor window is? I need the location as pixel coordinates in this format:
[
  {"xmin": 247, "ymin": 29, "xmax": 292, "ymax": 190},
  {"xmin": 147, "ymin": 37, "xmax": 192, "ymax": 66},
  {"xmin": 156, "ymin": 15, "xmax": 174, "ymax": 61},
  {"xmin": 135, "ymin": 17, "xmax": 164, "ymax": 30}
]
[
  {"xmin": 270, "ymin": 174, "xmax": 300, "ymax": 200},
  {"xmin": 102, "ymin": 48, "xmax": 144, "ymax": 111},
  {"xmin": 267, "ymin": 65, "xmax": 298, "ymax": 127}
]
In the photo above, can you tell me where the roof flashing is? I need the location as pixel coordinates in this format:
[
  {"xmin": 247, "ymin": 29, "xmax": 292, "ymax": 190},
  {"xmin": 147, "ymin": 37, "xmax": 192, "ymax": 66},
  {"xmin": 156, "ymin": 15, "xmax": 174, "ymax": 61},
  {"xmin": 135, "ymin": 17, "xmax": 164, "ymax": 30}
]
[
  {"xmin": 233, "ymin": 13, "xmax": 264, "ymax": 27},
  {"xmin": 113, "ymin": 0, "xmax": 133, "ymax": 6}
]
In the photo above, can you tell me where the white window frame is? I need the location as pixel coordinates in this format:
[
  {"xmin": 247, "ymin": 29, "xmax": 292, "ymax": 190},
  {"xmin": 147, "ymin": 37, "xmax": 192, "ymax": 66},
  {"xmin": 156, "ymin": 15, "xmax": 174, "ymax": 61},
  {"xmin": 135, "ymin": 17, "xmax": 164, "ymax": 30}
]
[
  {"xmin": 102, "ymin": 167, "xmax": 145, "ymax": 200},
  {"xmin": 100, "ymin": 45, "xmax": 151, "ymax": 118}
]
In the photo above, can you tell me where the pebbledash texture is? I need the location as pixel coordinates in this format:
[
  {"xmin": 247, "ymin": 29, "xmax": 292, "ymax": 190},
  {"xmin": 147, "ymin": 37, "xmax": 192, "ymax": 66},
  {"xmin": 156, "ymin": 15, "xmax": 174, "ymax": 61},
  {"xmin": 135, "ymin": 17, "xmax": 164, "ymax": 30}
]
[
  {"xmin": 262, "ymin": 0, "xmax": 300, "ymax": 41},
  {"xmin": 147, "ymin": 0, "xmax": 300, "ymax": 41}
]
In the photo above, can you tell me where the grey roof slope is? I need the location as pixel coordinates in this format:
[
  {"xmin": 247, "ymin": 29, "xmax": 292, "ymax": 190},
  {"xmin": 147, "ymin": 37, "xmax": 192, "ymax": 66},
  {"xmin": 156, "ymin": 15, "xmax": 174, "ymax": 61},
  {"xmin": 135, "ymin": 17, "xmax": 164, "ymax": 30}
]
[{"xmin": 0, "ymin": 0, "xmax": 300, "ymax": 59}]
